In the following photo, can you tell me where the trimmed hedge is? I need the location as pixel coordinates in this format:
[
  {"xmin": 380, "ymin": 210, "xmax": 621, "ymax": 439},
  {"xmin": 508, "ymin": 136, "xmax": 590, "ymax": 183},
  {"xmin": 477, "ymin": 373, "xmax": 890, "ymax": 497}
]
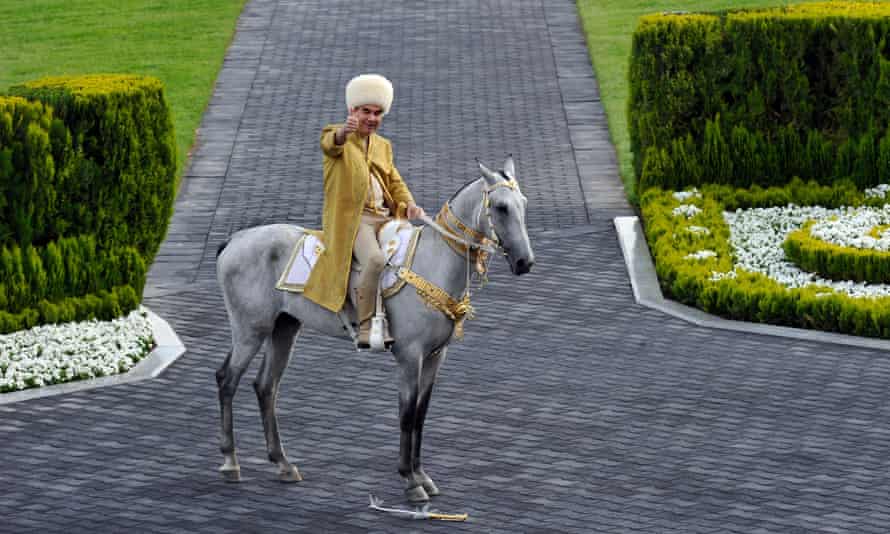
[
  {"xmin": 629, "ymin": 2, "xmax": 890, "ymax": 193},
  {"xmin": 641, "ymin": 183, "xmax": 890, "ymax": 339},
  {"xmin": 0, "ymin": 285, "xmax": 140, "ymax": 335},
  {"xmin": 7, "ymin": 75, "xmax": 176, "ymax": 261},
  {"xmin": 0, "ymin": 235, "xmax": 146, "ymax": 315},
  {"xmin": 0, "ymin": 96, "xmax": 70, "ymax": 247},
  {"xmin": 0, "ymin": 75, "xmax": 176, "ymax": 333},
  {"xmin": 784, "ymin": 220, "xmax": 890, "ymax": 283}
]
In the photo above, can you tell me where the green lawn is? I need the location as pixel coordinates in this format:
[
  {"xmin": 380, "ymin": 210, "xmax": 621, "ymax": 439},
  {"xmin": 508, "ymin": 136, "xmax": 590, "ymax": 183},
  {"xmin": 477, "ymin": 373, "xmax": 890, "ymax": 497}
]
[
  {"xmin": 576, "ymin": 0, "xmax": 793, "ymax": 204},
  {"xmin": 0, "ymin": 0, "xmax": 248, "ymax": 178}
]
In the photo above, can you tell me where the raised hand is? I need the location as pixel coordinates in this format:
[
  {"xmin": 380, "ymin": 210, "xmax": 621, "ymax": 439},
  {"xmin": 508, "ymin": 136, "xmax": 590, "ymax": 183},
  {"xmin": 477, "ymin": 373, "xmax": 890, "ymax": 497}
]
[
  {"xmin": 343, "ymin": 110, "xmax": 359, "ymax": 135},
  {"xmin": 335, "ymin": 109, "xmax": 359, "ymax": 144}
]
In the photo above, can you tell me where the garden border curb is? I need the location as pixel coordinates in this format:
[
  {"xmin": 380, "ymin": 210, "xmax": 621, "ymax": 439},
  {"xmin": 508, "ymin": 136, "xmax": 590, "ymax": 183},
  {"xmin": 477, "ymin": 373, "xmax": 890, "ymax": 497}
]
[
  {"xmin": 0, "ymin": 308, "xmax": 186, "ymax": 405},
  {"xmin": 614, "ymin": 215, "xmax": 890, "ymax": 351}
]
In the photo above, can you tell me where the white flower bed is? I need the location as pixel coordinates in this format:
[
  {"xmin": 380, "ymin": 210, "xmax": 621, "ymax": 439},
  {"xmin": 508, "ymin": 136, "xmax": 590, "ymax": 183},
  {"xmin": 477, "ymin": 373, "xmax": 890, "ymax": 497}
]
[
  {"xmin": 724, "ymin": 204, "xmax": 890, "ymax": 298},
  {"xmin": 0, "ymin": 307, "xmax": 154, "ymax": 393},
  {"xmin": 810, "ymin": 205, "xmax": 890, "ymax": 251}
]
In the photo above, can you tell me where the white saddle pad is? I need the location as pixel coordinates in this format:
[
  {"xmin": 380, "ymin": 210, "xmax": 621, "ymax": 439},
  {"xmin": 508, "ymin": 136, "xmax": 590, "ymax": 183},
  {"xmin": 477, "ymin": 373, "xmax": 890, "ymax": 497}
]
[
  {"xmin": 276, "ymin": 232, "xmax": 326, "ymax": 292},
  {"xmin": 276, "ymin": 222, "xmax": 421, "ymax": 298}
]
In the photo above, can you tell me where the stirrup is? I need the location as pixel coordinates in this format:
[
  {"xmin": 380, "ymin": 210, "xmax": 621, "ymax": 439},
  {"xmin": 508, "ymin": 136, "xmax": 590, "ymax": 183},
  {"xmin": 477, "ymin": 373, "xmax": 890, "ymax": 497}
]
[
  {"xmin": 369, "ymin": 314, "xmax": 394, "ymax": 352},
  {"xmin": 370, "ymin": 315, "xmax": 395, "ymax": 351}
]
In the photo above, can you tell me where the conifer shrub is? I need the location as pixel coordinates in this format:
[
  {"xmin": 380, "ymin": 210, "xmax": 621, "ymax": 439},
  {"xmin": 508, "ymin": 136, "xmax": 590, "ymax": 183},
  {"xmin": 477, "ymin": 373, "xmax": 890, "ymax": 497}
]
[
  {"xmin": 7, "ymin": 74, "xmax": 176, "ymax": 261},
  {"xmin": 0, "ymin": 75, "xmax": 174, "ymax": 333},
  {"xmin": 629, "ymin": 2, "xmax": 890, "ymax": 193},
  {"xmin": 0, "ymin": 96, "xmax": 70, "ymax": 247}
]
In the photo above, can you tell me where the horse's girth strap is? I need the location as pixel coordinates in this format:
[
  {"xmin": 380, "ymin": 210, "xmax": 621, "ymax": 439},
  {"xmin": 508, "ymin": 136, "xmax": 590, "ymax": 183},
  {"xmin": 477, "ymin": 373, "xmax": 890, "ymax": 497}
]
[{"xmin": 396, "ymin": 267, "xmax": 474, "ymax": 329}]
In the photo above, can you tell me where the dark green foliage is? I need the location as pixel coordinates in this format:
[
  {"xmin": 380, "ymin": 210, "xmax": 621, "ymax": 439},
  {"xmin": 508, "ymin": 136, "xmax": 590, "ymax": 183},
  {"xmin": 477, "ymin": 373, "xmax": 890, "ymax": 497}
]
[
  {"xmin": 0, "ymin": 235, "xmax": 146, "ymax": 317},
  {"xmin": 0, "ymin": 97, "xmax": 67, "ymax": 248},
  {"xmin": 702, "ymin": 117, "xmax": 732, "ymax": 184},
  {"xmin": 0, "ymin": 285, "xmax": 139, "ymax": 335},
  {"xmin": 629, "ymin": 4, "xmax": 890, "ymax": 192},
  {"xmin": 0, "ymin": 232, "xmax": 145, "ymax": 335}
]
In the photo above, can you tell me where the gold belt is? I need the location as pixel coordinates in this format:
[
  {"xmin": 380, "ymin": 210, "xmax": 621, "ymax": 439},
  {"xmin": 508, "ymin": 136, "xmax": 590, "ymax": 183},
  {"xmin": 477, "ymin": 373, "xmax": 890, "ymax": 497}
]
[{"xmin": 396, "ymin": 267, "xmax": 474, "ymax": 339}]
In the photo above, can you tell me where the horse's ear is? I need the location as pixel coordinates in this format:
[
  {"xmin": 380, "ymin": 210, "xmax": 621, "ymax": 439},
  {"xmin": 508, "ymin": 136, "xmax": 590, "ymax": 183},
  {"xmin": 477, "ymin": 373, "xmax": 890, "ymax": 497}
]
[
  {"xmin": 503, "ymin": 155, "xmax": 516, "ymax": 181},
  {"xmin": 477, "ymin": 158, "xmax": 500, "ymax": 186}
]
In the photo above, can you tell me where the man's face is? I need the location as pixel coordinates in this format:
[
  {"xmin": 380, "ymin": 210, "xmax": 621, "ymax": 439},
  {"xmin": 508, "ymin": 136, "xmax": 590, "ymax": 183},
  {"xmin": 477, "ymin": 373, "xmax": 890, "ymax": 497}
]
[{"xmin": 352, "ymin": 104, "xmax": 384, "ymax": 136}]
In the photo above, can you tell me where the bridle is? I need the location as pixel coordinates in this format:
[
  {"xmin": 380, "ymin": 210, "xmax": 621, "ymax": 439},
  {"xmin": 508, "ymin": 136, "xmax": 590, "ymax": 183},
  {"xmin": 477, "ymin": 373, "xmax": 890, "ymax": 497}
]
[
  {"xmin": 387, "ymin": 173, "xmax": 525, "ymax": 340},
  {"xmin": 422, "ymin": 174, "xmax": 524, "ymax": 277}
]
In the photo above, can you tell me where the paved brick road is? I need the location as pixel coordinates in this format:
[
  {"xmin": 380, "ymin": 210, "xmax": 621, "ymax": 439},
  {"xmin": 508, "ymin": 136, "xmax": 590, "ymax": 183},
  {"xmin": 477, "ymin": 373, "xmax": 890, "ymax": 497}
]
[{"xmin": 4, "ymin": 1, "xmax": 890, "ymax": 532}]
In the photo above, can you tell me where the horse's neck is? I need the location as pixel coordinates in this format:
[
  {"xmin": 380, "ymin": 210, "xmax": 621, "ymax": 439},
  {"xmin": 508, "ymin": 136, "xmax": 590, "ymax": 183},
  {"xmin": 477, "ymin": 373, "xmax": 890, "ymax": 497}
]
[
  {"xmin": 448, "ymin": 178, "xmax": 489, "ymax": 238},
  {"xmin": 414, "ymin": 179, "xmax": 487, "ymax": 296}
]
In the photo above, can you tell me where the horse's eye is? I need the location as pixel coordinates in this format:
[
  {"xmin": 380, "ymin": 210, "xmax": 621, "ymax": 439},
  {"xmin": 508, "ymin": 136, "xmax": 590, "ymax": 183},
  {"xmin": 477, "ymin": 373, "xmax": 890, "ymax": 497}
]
[{"xmin": 496, "ymin": 205, "xmax": 508, "ymax": 215}]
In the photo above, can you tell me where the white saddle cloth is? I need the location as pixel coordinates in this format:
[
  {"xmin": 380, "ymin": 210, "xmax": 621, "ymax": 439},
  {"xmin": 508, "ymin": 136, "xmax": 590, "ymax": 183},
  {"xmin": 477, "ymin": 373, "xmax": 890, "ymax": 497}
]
[{"xmin": 276, "ymin": 221, "xmax": 421, "ymax": 298}]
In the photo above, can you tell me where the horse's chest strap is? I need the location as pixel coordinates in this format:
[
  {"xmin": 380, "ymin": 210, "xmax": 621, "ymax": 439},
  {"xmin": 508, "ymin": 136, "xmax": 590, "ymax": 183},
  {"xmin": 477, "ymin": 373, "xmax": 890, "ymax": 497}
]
[{"xmin": 396, "ymin": 267, "xmax": 474, "ymax": 338}]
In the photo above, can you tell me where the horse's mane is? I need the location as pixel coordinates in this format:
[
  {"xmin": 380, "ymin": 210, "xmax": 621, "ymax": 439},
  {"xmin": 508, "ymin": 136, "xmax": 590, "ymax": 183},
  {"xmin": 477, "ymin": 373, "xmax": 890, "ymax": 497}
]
[
  {"xmin": 447, "ymin": 171, "xmax": 510, "ymax": 203},
  {"xmin": 448, "ymin": 177, "xmax": 481, "ymax": 203}
]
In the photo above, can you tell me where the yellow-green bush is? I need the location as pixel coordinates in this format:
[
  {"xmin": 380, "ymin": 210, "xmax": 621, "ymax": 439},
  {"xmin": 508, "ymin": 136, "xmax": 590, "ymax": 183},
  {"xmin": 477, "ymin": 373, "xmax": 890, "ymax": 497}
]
[
  {"xmin": 784, "ymin": 220, "xmax": 890, "ymax": 283},
  {"xmin": 630, "ymin": 2, "xmax": 890, "ymax": 193}
]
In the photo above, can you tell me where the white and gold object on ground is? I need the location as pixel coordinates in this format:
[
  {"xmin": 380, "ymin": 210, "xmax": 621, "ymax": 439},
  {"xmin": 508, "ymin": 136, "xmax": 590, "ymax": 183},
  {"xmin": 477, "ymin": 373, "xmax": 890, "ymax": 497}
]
[{"xmin": 368, "ymin": 494, "xmax": 468, "ymax": 521}]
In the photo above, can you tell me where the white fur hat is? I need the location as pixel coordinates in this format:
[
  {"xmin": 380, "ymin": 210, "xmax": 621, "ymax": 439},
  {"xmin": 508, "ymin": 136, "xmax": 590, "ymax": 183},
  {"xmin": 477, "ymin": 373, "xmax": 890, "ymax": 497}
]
[{"xmin": 345, "ymin": 74, "xmax": 393, "ymax": 114}]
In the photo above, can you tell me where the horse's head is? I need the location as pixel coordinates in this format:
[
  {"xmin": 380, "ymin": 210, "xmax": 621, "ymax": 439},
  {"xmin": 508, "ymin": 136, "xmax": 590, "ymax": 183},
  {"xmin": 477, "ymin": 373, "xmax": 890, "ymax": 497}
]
[{"xmin": 478, "ymin": 157, "xmax": 535, "ymax": 275}]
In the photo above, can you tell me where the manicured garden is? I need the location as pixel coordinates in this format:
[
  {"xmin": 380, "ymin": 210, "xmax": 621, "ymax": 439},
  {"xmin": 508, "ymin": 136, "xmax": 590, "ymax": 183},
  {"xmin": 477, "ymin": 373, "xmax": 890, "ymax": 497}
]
[{"xmin": 580, "ymin": 1, "xmax": 890, "ymax": 340}]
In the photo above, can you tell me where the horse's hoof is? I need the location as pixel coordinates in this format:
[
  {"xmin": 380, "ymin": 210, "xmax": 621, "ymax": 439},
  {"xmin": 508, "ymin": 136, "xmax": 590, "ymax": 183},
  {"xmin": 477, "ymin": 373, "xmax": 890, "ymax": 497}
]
[
  {"xmin": 220, "ymin": 467, "xmax": 241, "ymax": 483},
  {"xmin": 421, "ymin": 478, "xmax": 439, "ymax": 496},
  {"xmin": 405, "ymin": 484, "xmax": 430, "ymax": 503},
  {"xmin": 416, "ymin": 470, "xmax": 439, "ymax": 496},
  {"xmin": 278, "ymin": 465, "xmax": 302, "ymax": 483}
]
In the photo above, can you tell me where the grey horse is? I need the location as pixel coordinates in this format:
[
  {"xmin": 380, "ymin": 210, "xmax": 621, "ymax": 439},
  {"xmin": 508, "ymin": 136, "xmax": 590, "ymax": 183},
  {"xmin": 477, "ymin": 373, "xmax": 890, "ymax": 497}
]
[{"xmin": 215, "ymin": 157, "xmax": 534, "ymax": 502}]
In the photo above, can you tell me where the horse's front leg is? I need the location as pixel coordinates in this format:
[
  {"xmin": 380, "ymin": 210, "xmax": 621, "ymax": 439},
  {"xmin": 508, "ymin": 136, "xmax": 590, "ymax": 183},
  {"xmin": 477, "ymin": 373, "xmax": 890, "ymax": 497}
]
[
  {"xmin": 394, "ymin": 345, "xmax": 428, "ymax": 502},
  {"xmin": 412, "ymin": 346, "xmax": 447, "ymax": 497}
]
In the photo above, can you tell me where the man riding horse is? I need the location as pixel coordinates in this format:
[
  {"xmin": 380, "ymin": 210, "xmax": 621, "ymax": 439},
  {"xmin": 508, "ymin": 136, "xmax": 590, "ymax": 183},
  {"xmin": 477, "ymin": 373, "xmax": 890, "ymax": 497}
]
[{"xmin": 302, "ymin": 74, "xmax": 425, "ymax": 348}]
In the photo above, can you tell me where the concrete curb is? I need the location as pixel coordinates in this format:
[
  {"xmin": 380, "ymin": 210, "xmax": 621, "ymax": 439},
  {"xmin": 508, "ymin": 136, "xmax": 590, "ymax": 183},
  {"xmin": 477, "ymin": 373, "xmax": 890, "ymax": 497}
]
[
  {"xmin": 0, "ymin": 307, "xmax": 187, "ymax": 405},
  {"xmin": 614, "ymin": 215, "xmax": 890, "ymax": 351}
]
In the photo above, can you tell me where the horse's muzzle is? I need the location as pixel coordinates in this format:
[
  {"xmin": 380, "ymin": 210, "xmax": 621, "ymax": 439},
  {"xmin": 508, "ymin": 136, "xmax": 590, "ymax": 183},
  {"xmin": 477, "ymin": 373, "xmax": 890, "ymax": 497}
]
[{"xmin": 512, "ymin": 256, "xmax": 534, "ymax": 275}]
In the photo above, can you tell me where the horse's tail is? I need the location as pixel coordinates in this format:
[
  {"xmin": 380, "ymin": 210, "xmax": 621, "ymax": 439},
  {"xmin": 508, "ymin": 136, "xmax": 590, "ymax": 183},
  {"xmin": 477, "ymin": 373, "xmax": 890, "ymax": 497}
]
[{"xmin": 216, "ymin": 239, "xmax": 230, "ymax": 258}]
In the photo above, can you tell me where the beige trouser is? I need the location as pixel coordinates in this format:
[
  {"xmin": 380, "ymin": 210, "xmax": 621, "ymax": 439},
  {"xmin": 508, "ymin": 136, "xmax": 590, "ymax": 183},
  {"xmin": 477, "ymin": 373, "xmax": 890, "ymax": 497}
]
[{"xmin": 352, "ymin": 215, "xmax": 389, "ymax": 323}]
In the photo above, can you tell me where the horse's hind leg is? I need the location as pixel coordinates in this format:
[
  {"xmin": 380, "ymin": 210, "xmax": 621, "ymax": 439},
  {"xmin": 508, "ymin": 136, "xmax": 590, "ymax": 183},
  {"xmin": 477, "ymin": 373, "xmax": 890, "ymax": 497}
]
[
  {"xmin": 216, "ymin": 333, "xmax": 264, "ymax": 482},
  {"xmin": 254, "ymin": 313, "xmax": 302, "ymax": 483},
  {"xmin": 412, "ymin": 347, "xmax": 447, "ymax": 497}
]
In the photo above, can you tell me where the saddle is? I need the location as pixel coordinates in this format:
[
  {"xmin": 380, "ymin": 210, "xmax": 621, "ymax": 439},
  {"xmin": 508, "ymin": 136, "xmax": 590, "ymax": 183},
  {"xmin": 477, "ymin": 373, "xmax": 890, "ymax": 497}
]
[{"xmin": 275, "ymin": 220, "xmax": 421, "ymax": 298}]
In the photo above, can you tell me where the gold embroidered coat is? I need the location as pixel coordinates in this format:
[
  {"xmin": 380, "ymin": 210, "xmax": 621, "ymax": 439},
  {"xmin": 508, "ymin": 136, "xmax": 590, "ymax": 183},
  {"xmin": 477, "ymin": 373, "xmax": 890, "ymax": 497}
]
[{"xmin": 302, "ymin": 124, "xmax": 415, "ymax": 312}]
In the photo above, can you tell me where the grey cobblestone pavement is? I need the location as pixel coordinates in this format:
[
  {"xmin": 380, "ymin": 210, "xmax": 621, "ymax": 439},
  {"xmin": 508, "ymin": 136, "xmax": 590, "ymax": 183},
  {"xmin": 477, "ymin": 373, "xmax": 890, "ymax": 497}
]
[{"xmin": 4, "ymin": 1, "xmax": 890, "ymax": 532}]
